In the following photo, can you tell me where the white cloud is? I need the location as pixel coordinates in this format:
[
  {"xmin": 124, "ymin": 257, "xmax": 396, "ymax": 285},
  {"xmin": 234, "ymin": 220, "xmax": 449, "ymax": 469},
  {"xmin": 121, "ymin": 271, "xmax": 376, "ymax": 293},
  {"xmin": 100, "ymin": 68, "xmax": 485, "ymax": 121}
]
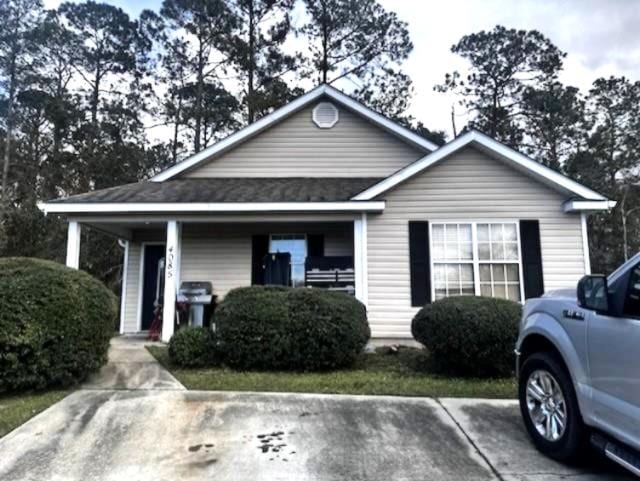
[{"xmin": 379, "ymin": 0, "xmax": 640, "ymax": 136}]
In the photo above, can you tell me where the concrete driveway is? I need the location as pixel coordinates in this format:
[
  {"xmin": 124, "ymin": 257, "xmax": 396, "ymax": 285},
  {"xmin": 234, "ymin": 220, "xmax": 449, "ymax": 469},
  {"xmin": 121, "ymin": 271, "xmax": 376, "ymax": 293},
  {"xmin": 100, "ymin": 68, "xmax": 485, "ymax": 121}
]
[{"xmin": 0, "ymin": 338, "xmax": 632, "ymax": 481}]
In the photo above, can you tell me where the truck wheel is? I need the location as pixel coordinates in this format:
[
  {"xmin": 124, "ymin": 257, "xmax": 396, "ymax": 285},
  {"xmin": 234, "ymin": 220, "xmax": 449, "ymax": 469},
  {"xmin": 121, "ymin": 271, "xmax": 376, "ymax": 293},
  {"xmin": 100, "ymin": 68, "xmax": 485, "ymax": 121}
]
[{"xmin": 519, "ymin": 352, "xmax": 586, "ymax": 463}]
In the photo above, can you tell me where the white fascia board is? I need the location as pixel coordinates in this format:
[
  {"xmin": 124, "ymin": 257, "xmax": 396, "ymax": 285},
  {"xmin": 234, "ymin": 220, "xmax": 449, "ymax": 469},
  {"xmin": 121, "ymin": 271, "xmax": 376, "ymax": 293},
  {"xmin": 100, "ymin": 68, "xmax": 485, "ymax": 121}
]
[
  {"xmin": 563, "ymin": 200, "xmax": 617, "ymax": 212},
  {"xmin": 151, "ymin": 84, "xmax": 437, "ymax": 182},
  {"xmin": 353, "ymin": 130, "xmax": 609, "ymax": 202},
  {"xmin": 38, "ymin": 201, "xmax": 386, "ymax": 214}
]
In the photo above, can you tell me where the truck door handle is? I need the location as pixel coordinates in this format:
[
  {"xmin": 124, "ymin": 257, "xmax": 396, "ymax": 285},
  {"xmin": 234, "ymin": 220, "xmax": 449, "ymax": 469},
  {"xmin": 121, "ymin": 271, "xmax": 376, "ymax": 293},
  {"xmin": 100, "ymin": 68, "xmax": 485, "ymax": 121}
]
[{"xmin": 563, "ymin": 309, "xmax": 585, "ymax": 321}]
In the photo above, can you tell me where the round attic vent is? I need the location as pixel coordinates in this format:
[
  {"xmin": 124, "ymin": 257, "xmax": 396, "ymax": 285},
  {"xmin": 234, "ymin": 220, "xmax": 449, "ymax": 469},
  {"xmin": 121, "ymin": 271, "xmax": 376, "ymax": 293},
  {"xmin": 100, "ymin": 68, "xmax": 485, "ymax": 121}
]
[{"xmin": 312, "ymin": 102, "xmax": 339, "ymax": 128}]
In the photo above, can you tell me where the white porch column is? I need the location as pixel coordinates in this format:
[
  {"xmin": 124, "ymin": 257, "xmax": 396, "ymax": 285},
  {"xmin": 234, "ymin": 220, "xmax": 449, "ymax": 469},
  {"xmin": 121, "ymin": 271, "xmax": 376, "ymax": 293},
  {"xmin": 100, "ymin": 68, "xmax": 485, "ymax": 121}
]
[
  {"xmin": 162, "ymin": 220, "xmax": 182, "ymax": 342},
  {"xmin": 66, "ymin": 221, "xmax": 81, "ymax": 269},
  {"xmin": 354, "ymin": 213, "xmax": 368, "ymax": 305}
]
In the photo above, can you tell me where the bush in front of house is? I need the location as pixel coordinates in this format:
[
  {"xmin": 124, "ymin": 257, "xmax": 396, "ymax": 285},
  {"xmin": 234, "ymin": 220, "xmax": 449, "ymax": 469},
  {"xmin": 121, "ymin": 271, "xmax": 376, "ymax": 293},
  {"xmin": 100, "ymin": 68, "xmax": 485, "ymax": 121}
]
[
  {"xmin": 168, "ymin": 326, "xmax": 220, "ymax": 368},
  {"xmin": 215, "ymin": 286, "xmax": 370, "ymax": 371},
  {"xmin": 411, "ymin": 296, "xmax": 521, "ymax": 377},
  {"xmin": 0, "ymin": 257, "xmax": 117, "ymax": 392}
]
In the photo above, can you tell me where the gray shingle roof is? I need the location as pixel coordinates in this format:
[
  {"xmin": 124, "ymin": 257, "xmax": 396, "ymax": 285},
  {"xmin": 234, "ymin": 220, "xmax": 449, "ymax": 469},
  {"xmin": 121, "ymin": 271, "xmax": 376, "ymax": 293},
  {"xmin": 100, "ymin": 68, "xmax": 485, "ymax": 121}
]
[{"xmin": 50, "ymin": 178, "xmax": 383, "ymax": 203}]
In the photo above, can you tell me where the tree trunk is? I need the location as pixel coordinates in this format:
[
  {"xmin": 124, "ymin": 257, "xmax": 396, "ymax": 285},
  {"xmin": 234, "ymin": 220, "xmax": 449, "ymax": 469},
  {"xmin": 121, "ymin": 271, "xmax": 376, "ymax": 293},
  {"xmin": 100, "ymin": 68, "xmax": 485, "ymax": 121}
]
[
  {"xmin": 1, "ymin": 53, "xmax": 17, "ymax": 214},
  {"xmin": 171, "ymin": 90, "xmax": 182, "ymax": 164},
  {"xmin": 247, "ymin": 0, "xmax": 256, "ymax": 123},
  {"xmin": 194, "ymin": 40, "xmax": 204, "ymax": 153},
  {"xmin": 321, "ymin": 1, "xmax": 328, "ymax": 84}
]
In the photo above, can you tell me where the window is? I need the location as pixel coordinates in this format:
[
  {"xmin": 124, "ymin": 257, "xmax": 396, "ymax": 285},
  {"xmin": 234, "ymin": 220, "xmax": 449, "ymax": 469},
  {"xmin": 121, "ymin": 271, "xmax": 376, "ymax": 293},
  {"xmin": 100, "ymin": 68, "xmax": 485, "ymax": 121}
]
[
  {"xmin": 269, "ymin": 234, "xmax": 307, "ymax": 287},
  {"xmin": 431, "ymin": 222, "xmax": 523, "ymax": 302},
  {"xmin": 624, "ymin": 264, "xmax": 640, "ymax": 317}
]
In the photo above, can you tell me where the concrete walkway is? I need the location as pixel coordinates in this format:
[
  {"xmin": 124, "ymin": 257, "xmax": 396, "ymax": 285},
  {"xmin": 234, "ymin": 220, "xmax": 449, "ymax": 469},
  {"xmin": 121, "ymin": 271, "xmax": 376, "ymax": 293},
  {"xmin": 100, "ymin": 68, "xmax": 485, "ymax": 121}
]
[
  {"xmin": 0, "ymin": 338, "xmax": 632, "ymax": 481},
  {"xmin": 82, "ymin": 337, "xmax": 185, "ymax": 391}
]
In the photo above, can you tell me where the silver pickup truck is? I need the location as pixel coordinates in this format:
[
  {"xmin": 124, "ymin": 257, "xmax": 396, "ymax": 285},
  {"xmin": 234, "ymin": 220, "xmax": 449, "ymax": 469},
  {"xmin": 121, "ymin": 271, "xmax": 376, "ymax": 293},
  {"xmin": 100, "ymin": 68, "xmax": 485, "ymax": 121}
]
[{"xmin": 516, "ymin": 253, "xmax": 640, "ymax": 476}]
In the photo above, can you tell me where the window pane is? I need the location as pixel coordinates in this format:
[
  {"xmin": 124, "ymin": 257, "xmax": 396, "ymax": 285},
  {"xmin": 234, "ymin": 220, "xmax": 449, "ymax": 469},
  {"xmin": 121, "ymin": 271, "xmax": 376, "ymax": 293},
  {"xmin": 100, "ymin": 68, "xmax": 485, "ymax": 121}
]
[
  {"xmin": 460, "ymin": 242, "xmax": 473, "ymax": 260},
  {"xmin": 445, "ymin": 224, "xmax": 457, "ymax": 242},
  {"xmin": 479, "ymin": 264, "xmax": 491, "ymax": 282},
  {"xmin": 460, "ymin": 264, "xmax": 474, "ymax": 282},
  {"xmin": 461, "ymin": 286, "xmax": 475, "ymax": 296},
  {"xmin": 435, "ymin": 288, "xmax": 446, "ymax": 300},
  {"xmin": 508, "ymin": 285, "xmax": 521, "ymax": 302},
  {"xmin": 478, "ymin": 242, "xmax": 490, "ymax": 260},
  {"xmin": 447, "ymin": 264, "xmax": 460, "ymax": 283},
  {"xmin": 505, "ymin": 242, "xmax": 518, "ymax": 260},
  {"xmin": 493, "ymin": 264, "xmax": 506, "ymax": 282},
  {"xmin": 491, "ymin": 224, "xmax": 504, "ymax": 242},
  {"xmin": 504, "ymin": 224, "xmax": 517, "ymax": 241},
  {"xmin": 491, "ymin": 242, "xmax": 505, "ymax": 261},
  {"xmin": 292, "ymin": 264, "xmax": 305, "ymax": 287},
  {"xmin": 432, "ymin": 225, "xmax": 444, "ymax": 242},
  {"xmin": 433, "ymin": 265, "xmax": 446, "ymax": 287},
  {"xmin": 446, "ymin": 243, "xmax": 460, "ymax": 260},
  {"xmin": 477, "ymin": 224, "xmax": 489, "ymax": 241},
  {"xmin": 506, "ymin": 264, "xmax": 519, "ymax": 282},
  {"xmin": 480, "ymin": 284, "xmax": 492, "ymax": 297},
  {"xmin": 459, "ymin": 224, "xmax": 472, "ymax": 242},
  {"xmin": 494, "ymin": 284, "xmax": 507, "ymax": 299},
  {"xmin": 433, "ymin": 242, "xmax": 445, "ymax": 261},
  {"xmin": 270, "ymin": 235, "xmax": 307, "ymax": 286}
]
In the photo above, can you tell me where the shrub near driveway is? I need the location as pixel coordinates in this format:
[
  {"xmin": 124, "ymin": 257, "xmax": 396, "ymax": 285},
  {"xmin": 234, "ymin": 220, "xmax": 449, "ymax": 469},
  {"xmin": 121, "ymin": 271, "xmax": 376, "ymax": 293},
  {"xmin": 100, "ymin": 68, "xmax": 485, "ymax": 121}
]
[
  {"xmin": 168, "ymin": 326, "xmax": 220, "ymax": 368},
  {"xmin": 0, "ymin": 258, "xmax": 117, "ymax": 392},
  {"xmin": 412, "ymin": 296, "xmax": 521, "ymax": 377},
  {"xmin": 215, "ymin": 286, "xmax": 370, "ymax": 371}
]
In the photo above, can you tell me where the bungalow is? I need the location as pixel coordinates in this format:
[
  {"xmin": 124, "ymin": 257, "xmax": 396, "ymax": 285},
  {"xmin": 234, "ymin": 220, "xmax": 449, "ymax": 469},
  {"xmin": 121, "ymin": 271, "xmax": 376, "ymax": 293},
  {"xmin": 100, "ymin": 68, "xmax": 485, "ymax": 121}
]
[{"xmin": 39, "ymin": 84, "xmax": 615, "ymax": 343}]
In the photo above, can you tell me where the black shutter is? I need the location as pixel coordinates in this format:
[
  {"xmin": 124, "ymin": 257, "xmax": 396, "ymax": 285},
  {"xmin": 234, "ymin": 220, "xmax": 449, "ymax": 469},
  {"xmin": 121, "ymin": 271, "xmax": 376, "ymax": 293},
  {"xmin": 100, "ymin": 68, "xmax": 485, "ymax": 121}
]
[
  {"xmin": 251, "ymin": 235, "xmax": 269, "ymax": 285},
  {"xmin": 409, "ymin": 221, "xmax": 431, "ymax": 307},
  {"xmin": 520, "ymin": 220, "xmax": 544, "ymax": 299},
  {"xmin": 307, "ymin": 234, "xmax": 324, "ymax": 257}
]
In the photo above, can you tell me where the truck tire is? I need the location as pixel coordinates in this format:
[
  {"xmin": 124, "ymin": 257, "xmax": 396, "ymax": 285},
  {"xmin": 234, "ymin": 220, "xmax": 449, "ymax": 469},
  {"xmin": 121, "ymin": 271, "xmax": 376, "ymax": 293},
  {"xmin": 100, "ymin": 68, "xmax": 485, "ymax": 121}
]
[{"xmin": 519, "ymin": 351, "xmax": 587, "ymax": 463}]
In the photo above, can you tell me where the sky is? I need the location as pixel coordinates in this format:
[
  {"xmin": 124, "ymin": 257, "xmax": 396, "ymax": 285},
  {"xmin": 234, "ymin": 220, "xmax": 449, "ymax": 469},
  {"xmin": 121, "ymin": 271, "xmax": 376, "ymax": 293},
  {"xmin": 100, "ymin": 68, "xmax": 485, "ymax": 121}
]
[{"xmin": 43, "ymin": 0, "xmax": 640, "ymax": 137}]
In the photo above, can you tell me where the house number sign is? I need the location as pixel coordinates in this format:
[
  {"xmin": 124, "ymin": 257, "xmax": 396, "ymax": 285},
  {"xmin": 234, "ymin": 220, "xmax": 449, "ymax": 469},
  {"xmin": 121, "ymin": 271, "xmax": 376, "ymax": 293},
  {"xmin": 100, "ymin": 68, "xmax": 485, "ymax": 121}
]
[{"xmin": 167, "ymin": 246, "xmax": 174, "ymax": 279}]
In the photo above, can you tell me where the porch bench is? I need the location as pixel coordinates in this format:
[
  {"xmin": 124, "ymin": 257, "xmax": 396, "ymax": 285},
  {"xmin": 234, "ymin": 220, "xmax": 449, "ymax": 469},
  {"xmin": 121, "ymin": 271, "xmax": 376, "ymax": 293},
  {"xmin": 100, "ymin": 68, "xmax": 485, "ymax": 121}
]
[{"xmin": 305, "ymin": 256, "xmax": 355, "ymax": 294}]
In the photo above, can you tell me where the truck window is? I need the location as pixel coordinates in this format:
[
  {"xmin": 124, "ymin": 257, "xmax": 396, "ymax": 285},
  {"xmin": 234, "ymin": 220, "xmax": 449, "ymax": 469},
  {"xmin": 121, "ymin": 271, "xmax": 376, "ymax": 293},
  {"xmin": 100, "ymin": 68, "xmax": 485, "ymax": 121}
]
[{"xmin": 624, "ymin": 265, "xmax": 640, "ymax": 318}]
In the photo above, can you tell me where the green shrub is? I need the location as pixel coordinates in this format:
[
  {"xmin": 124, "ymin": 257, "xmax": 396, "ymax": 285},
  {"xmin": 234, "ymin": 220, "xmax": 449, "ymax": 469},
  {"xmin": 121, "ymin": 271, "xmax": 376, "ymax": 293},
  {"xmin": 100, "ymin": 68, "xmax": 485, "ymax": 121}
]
[
  {"xmin": 168, "ymin": 326, "xmax": 220, "ymax": 368},
  {"xmin": 0, "ymin": 257, "xmax": 117, "ymax": 392},
  {"xmin": 216, "ymin": 286, "xmax": 370, "ymax": 370},
  {"xmin": 411, "ymin": 296, "xmax": 521, "ymax": 377}
]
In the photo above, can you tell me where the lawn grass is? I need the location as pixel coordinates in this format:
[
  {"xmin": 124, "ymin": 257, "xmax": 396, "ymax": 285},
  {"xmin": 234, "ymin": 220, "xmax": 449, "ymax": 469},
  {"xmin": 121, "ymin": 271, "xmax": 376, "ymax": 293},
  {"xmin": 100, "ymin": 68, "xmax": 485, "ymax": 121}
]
[
  {"xmin": 0, "ymin": 390, "xmax": 70, "ymax": 438},
  {"xmin": 147, "ymin": 345, "xmax": 516, "ymax": 399}
]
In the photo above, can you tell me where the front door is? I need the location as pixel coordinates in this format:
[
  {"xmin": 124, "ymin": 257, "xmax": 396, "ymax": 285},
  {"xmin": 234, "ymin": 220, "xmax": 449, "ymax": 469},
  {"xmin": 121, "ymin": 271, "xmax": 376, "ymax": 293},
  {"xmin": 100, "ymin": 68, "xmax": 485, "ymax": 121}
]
[
  {"xmin": 587, "ymin": 261, "xmax": 640, "ymax": 444},
  {"xmin": 141, "ymin": 244, "xmax": 165, "ymax": 330}
]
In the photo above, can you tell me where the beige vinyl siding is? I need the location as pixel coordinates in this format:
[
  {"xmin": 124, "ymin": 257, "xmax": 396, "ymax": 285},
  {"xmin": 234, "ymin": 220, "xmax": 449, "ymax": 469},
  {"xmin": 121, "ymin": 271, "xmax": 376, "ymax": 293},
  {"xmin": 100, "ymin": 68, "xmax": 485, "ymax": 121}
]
[
  {"xmin": 180, "ymin": 228, "xmax": 252, "ymax": 299},
  {"xmin": 181, "ymin": 102, "xmax": 424, "ymax": 178},
  {"xmin": 366, "ymin": 146, "xmax": 587, "ymax": 339},
  {"xmin": 122, "ymin": 242, "xmax": 142, "ymax": 333}
]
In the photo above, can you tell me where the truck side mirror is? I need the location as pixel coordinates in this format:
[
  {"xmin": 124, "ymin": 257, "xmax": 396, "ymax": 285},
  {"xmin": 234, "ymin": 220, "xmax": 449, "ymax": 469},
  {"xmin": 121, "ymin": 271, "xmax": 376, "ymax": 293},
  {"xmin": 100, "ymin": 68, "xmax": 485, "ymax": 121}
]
[{"xmin": 577, "ymin": 275, "xmax": 609, "ymax": 313}]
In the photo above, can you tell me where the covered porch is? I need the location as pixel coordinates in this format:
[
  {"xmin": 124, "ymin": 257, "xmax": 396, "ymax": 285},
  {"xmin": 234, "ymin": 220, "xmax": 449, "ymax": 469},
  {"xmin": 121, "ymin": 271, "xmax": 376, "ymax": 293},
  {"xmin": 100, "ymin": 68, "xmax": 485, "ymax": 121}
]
[{"xmin": 60, "ymin": 213, "xmax": 373, "ymax": 342}]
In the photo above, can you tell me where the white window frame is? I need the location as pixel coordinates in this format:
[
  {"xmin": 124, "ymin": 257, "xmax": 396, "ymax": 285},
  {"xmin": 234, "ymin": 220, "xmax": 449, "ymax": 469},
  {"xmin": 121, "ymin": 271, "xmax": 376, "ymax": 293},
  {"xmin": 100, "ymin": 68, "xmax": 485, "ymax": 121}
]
[
  {"xmin": 269, "ymin": 233, "xmax": 308, "ymax": 286},
  {"xmin": 429, "ymin": 221, "xmax": 525, "ymax": 303}
]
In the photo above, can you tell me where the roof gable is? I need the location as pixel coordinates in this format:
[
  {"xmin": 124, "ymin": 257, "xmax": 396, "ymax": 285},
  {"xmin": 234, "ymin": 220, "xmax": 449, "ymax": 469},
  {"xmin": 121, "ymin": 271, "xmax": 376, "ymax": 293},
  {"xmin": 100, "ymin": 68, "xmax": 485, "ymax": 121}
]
[
  {"xmin": 179, "ymin": 102, "xmax": 425, "ymax": 178},
  {"xmin": 352, "ymin": 130, "xmax": 612, "ymax": 209},
  {"xmin": 152, "ymin": 84, "xmax": 438, "ymax": 182}
]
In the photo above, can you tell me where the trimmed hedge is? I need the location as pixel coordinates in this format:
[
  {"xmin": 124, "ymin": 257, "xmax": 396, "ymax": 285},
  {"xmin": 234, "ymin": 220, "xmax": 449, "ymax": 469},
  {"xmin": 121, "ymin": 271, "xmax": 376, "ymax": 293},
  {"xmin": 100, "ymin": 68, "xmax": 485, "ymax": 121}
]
[
  {"xmin": 411, "ymin": 296, "xmax": 521, "ymax": 377},
  {"xmin": 0, "ymin": 257, "xmax": 117, "ymax": 392},
  {"xmin": 215, "ymin": 286, "xmax": 370, "ymax": 370},
  {"xmin": 168, "ymin": 326, "xmax": 220, "ymax": 368}
]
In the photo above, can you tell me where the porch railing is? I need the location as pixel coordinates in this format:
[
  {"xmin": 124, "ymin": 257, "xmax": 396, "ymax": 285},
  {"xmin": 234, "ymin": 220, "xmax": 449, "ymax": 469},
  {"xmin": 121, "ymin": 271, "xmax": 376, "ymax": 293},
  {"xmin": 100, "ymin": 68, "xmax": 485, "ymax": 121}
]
[{"xmin": 304, "ymin": 256, "xmax": 355, "ymax": 295}]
